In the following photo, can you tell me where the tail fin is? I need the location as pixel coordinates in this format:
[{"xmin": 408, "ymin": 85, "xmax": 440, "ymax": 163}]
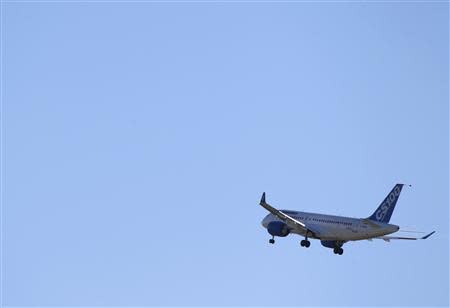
[{"xmin": 368, "ymin": 184, "xmax": 404, "ymax": 223}]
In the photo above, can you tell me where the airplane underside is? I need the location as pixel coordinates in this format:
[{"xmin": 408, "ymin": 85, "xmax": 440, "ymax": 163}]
[{"xmin": 267, "ymin": 233, "xmax": 347, "ymax": 255}]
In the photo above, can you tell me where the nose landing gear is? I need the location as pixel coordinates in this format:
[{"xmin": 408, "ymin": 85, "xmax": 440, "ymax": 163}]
[{"xmin": 269, "ymin": 236, "xmax": 275, "ymax": 244}]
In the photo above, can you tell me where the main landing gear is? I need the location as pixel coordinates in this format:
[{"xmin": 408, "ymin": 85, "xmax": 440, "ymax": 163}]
[
  {"xmin": 300, "ymin": 240, "xmax": 310, "ymax": 247},
  {"xmin": 333, "ymin": 247, "xmax": 344, "ymax": 255},
  {"xmin": 300, "ymin": 234, "xmax": 311, "ymax": 248}
]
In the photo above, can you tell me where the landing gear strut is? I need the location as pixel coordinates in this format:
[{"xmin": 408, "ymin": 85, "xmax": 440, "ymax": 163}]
[{"xmin": 269, "ymin": 236, "xmax": 275, "ymax": 244}]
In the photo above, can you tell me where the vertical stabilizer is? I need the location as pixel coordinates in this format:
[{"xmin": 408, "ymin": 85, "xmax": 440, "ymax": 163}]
[{"xmin": 368, "ymin": 184, "xmax": 404, "ymax": 223}]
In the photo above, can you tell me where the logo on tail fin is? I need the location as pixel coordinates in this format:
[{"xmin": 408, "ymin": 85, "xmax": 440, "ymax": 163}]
[
  {"xmin": 375, "ymin": 185, "xmax": 401, "ymax": 221},
  {"xmin": 369, "ymin": 184, "xmax": 404, "ymax": 223}
]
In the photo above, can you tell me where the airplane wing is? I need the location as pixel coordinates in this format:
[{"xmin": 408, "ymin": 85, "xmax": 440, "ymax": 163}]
[
  {"xmin": 371, "ymin": 231, "xmax": 435, "ymax": 242},
  {"xmin": 259, "ymin": 192, "xmax": 320, "ymax": 237}
]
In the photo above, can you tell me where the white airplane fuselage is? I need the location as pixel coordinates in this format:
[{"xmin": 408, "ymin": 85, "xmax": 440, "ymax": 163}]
[
  {"xmin": 261, "ymin": 211, "xmax": 399, "ymax": 241},
  {"xmin": 259, "ymin": 185, "xmax": 434, "ymax": 254}
]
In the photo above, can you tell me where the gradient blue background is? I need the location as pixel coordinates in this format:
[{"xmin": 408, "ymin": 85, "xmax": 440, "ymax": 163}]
[{"xmin": 3, "ymin": 2, "xmax": 449, "ymax": 306}]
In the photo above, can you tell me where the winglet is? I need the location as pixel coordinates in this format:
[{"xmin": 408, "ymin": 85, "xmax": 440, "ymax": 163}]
[
  {"xmin": 260, "ymin": 192, "xmax": 266, "ymax": 205},
  {"xmin": 421, "ymin": 231, "xmax": 435, "ymax": 239}
]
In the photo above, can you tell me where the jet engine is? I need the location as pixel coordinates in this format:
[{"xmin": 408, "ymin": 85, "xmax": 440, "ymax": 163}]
[
  {"xmin": 321, "ymin": 240, "xmax": 340, "ymax": 248},
  {"xmin": 267, "ymin": 221, "xmax": 290, "ymax": 237}
]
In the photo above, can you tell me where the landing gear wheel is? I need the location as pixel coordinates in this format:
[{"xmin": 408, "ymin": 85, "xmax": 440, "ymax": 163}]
[
  {"xmin": 333, "ymin": 247, "xmax": 344, "ymax": 255},
  {"xmin": 301, "ymin": 240, "xmax": 311, "ymax": 248},
  {"xmin": 269, "ymin": 238, "xmax": 275, "ymax": 244}
]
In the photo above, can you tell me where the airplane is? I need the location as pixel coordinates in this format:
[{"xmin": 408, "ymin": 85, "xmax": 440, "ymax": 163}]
[{"xmin": 260, "ymin": 184, "xmax": 435, "ymax": 255}]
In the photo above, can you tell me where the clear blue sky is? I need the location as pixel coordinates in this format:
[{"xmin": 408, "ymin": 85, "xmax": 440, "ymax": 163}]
[{"xmin": 3, "ymin": 2, "xmax": 448, "ymax": 307}]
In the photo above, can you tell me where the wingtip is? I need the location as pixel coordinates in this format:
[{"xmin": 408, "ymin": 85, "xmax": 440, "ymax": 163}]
[
  {"xmin": 260, "ymin": 192, "xmax": 266, "ymax": 205},
  {"xmin": 422, "ymin": 231, "xmax": 436, "ymax": 239}
]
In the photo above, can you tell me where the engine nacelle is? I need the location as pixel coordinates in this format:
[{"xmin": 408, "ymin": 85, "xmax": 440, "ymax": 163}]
[
  {"xmin": 321, "ymin": 240, "xmax": 339, "ymax": 248},
  {"xmin": 267, "ymin": 221, "xmax": 290, "ymax": 237}
]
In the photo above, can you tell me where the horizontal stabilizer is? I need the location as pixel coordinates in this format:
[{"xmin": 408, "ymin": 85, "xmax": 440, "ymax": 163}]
[{"xmin": 372, "ymin": 231, "xmax": 436, "ymax": 241}]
